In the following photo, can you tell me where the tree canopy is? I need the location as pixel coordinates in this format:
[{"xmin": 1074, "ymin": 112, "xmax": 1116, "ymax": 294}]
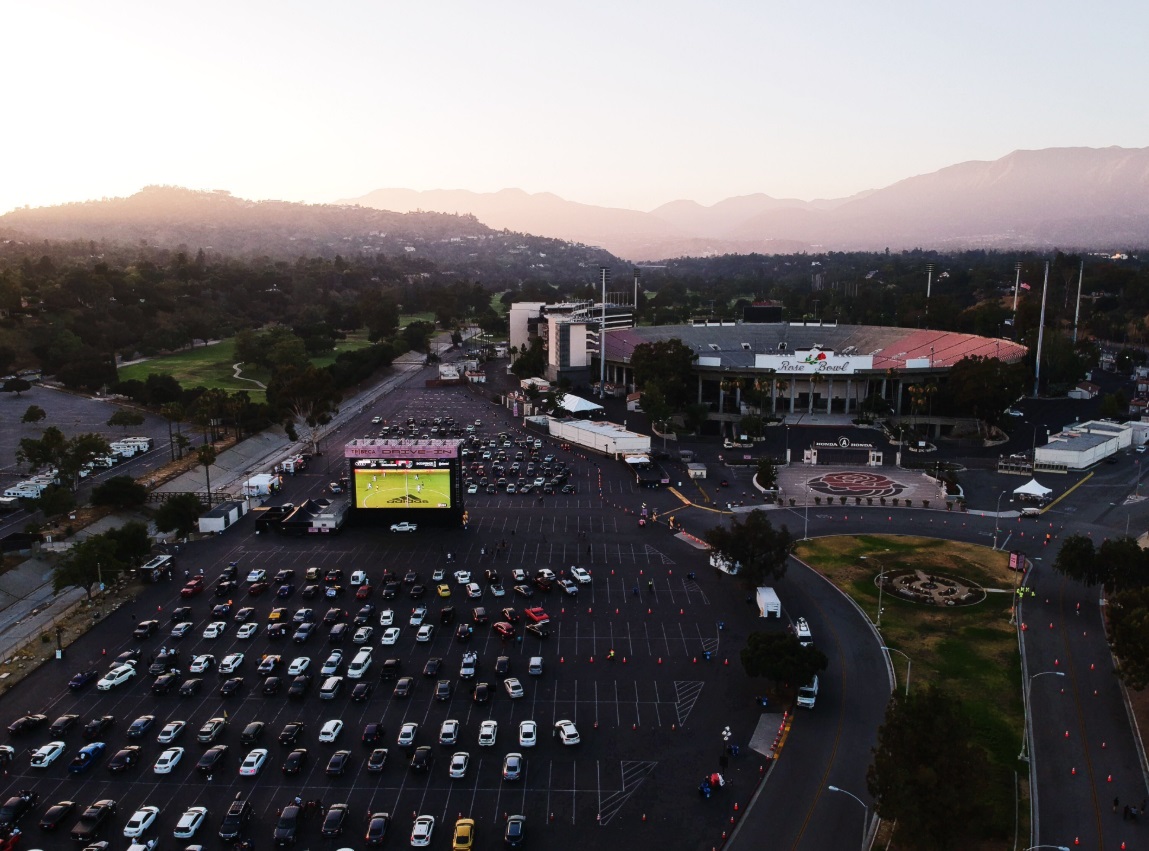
[
  {"xmin": 53, "ymin": 535, "xmax": 124, "ymax": 600},
  {"xmin": 1052, "ymin": 534, "xmax": 1149, "ymax": 592},
  {"xmin": 866, "ymin": 685, "xmax": 998, "ymax": 849},
  {"xmin": 91, "ymin": 475, "xmax": 149, "ymax": 509},
  {"xmin": 154, "ymin": 493, "xmax": 204, "ymax": 538},
  {"xmin": 704, "ymin": 510, "xmax": 794, "ymax": 586},
  {"xmin": 630, "ymin": 338, "xmax": 697, "ymax": 411},
  {"xmin": 1109, "ymin": 587, "xmax": 1149, "ymax": 690},
  {"xmin": 17, "ymin": 426, "xmax": 111, "ymax": 491},
  {"xmin": 740, "ymin": 632, "xmax": 827, "ymax": 687}
]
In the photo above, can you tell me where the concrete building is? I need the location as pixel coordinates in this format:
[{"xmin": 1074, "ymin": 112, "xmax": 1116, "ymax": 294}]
[{"xmin": 509, "ymin": 300, "xmax": 635, "ymax": 385}]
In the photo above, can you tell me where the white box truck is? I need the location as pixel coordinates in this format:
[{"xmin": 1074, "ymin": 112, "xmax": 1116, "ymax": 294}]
[{"xmin": 756, "ymin": 587, "xmax": 781, "ymax": 618}]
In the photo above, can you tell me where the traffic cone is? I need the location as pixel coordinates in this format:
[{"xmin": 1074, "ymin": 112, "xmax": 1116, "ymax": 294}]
[
  {"xmin": 1107, "ymin": 774, "xmax": 1113, "ymax": 782},
  {"xmin": 724, "ymin": 658, "xmax": 729, "ymax": 665},
  {"xmin": 1065, "ymin": 730, "xmax": 1069, "ymax": 738},
  {"xmin": 1071, "ymin": 766, "xmax": 1076, "ymax": 775},
  {"xmin": 693, "ymin": 657, "xmax": 697, "ymax": 664},
  {"xmin": 1055, "ymin": 658, "xmax": 1059, "ymax": 666},
  {"xmin": 642, "ymin": 814, "xmax": 647, "ymax": 823},
  {"xmin": 657, "ymin": 657, "xmax": 662, "ymax": 664},
  {"xmin": 680, "ymin": 609, "xmax": 684, "ymax": 615},
  {"xmin": 1090, "ymin": 663, "xmax": 1095, "ymax": 670},
  {"xmin": 589, "ymin": 656, "xmax": 594, "ymax": 663},
  {"xmin": 560, "ymin": 656, "xmax": 564, "ymax": 663},
  {"xmin": 622, "ymin": 657, "xmax": 627, "ymax": 663},
  {"xmin": 734, "ymin": 803, "xmax": 739, "ymax": 812}
]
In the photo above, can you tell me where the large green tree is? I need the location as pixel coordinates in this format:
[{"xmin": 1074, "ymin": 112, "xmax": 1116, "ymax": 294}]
[
  {"xmin": 104, "ymin": 521, "xmax": 152, "ymax": 567},
  {"xmin": 267, "ymin": 365, "xmax": 341, "ymax": 455},
  {"xmin": 91, "ymin": 476, "xmax": 149, "ymax": 509},
  {"xmin": 16, "ymin": 427, "xmax": 111, "ymax": 491},
  {"xmin": 740, "ymin": 632, "xmax": 827, "ymax": 687},
  {"xmin": 1052, "ymin": 534, "xmax": 1149, "ymax": 592},
  {"xmin": 940, "ymin": 356, "xmax": 1027, "ymax": 422},
  {"xmin": 21, "ymin": 405, "xmax": 46, "ymax": 424},
  {"xmin": 630, "ymin": 338, "xmax": 697, "ymax": 410},
  {"xmin": 154, "ymin": 493, "xmax": 204, "ymax": 538},
  {"xmin": 867, "ymin": 686, "xmax": 996, "ymax": 850},
  {"xmin": 704, "ymin": 510, "xmax": 794, "ymax": 586},
  {"xmin": 107, "ymin": 409, "xmax": 146, "ymax": 432},
  {"xmin": 1109, "ymin": 587, "xmax": 1149, "ymax": 690},
  {"xmin": 53, "ymin": 534, "xmax": 125, "ymax": 600}
]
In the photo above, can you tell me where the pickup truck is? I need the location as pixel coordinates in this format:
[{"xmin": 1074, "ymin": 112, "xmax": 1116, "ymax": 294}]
[{"xmin": 389, "ymin": 522, "xmax": 417, "ymax": 533}]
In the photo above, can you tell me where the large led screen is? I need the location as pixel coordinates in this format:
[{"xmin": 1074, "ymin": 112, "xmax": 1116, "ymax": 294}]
[{"xmin": 353, "ymin": 458, "xmax": 453, "ymax": 509}]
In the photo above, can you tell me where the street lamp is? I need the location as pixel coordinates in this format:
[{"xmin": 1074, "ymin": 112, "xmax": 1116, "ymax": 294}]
[
  {"xmin": 803, "ymin": 454, "xmax": 811, "ymax": 541},
  {"xmin": 993, "ymin": 490, "xmax": 1010, "ymax": 550},
  {"xmin": 880, "ymin": 646, "xmax": 912, "ymax": 697},
  {"xmin": 875, "ymin": 569, "xmax": 891, "ymax": 629},
  {"xmin": 827, "ymin": 785, "xmax": 868, "ymax": 851},
  {"xmin": 721, "ymin": 725, "xmax": 731, "ymax": 758},
  {"xmin": 1019, "ymin": 670, "xmax": 1066, "ymax": 762}
]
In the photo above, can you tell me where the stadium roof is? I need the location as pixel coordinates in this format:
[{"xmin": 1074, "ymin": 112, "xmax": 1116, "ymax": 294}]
[{"xmin": 603, "ymin": 323, "xmax": 1026, "ymax": 371}]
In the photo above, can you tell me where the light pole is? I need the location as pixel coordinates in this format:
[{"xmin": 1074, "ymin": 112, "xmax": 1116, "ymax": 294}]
[
  {"xmin": 803, "ymin": 451, "xmax": 811, "ymax": 541},
  {"xmin": 1019, "ymin": 670, "xmax": 1066, "ymax": 762},
  {"xmin": 875, "ymin": 569, "xmax": 891, "ymax": 629},
  {"xmin": 993, "ymin": 490, "xmax": 1009, "ymax": 550},
  {"xmin": 827, "ymin": 785, "xmax": 868, "ymax": 851},
  {"xmin": 880, "ymin": 646, "xmax": 912, "ymax": 697},
  {"xmin": 721, "ymin": 726, "xmax": 732, "ymax": 759}
]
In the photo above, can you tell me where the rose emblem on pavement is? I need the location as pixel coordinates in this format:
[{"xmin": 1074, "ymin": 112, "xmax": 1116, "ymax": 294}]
[{"xmin": 807, "ymin": 471, "xmax": 905, "ymax": 498}]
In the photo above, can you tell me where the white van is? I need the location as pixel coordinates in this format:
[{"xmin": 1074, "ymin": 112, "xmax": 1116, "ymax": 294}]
[
  {"xmin": 351, "ymin": 570, "xmax": 368, "ymax": 586},
  {"xmin": 797, "ymin": 675, "xmax": 819, "ymax": 708},
  {"xmin": 794, "ymin": 618, "xmax": 813, "ymax": 647},
  {"xmin": 528, "ymin": 657, "xmax": 544, "ymax": 676},
  {"xmin": 347, "ymin": 648, "xmax": 372, "ymax": 679}
]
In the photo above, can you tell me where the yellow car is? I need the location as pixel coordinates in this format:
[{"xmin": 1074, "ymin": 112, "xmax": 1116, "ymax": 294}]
[
  {"xmin": 436, "ymin": 584, "xmax": 452, "ymax": 598},
  {"xmin": 452, "ymin": 817, "xmax": 475, "ymax": 850}
]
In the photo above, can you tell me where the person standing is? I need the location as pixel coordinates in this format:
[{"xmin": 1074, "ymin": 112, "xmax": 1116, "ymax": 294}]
[{"xmin": 1113, "ymin": 796, "xmax": 1119, "ymax": 813}]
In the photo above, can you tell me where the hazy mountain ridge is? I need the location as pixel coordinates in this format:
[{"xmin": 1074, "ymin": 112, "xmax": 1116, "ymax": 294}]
[
  {"xmin": 342, "ymin": 147, "xmax": 1149, "ymax": 258},
  {"xmin": 0, "ymin": 186, "xmax": 618, "ymax": 281}
]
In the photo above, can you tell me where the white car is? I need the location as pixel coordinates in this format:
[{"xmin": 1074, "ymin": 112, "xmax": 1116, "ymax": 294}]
[
  {"xmin": 124, "ymin": 805, "xmax": 160, "ymax": 838},
  {"xmin": 220, "ymin": 653, "xmax": 245, "ymax": 674},
  {"xmin": 519, "ymin": 720, "xmax": 537, "ymax": 747},
  {"xmin": 189, "ymin": 655, "xmax": 215, "ymax": 674},
  {"xmin": 432, "ymin": 569, "xmax": 446, "ymax": 582},
  {"xmin": 353, "ymin": 625, "xmax": 373, "ymax": 644},
  {"xmin": 453, "ymin": 570, "xmax": 472, "ymax": 584},
  {"xmin": 409, "ymin": 606, "xmax": 428, "ymax": 627},
  {"xmin": 153, "ymin": 746, "xmax": 184, "ymax": 774},
  {"xmin": 246, "ymin": 568, "xmax": 267, "ymax": 583},
  {"xmin": 397, "ymin": 722, "xmax": 418, "ymax": 747},
  {"xmin": 287, "ymin": 656, "xmax": 311, "ymax": 676},
  {"xmin": 97, "ymin": 664, "xmax": 136, "ymax": 690},
  {"xmin": 381, "ymin": 627, "xmax": 400, "ymax": 645},
  {"xmin": 321, "ymin": 650, "xmax": 343, "ymax": 675},
  {"xmin": 512, "ymin": 569, "xmax": 527, "ymax": 582},
  {"xmin": 203, "ymin": 621, "xmax": 227, "ymax": 639},
  {"xmin": 466, "ymin": 583, "xmax": 482, "ymax": 599},
  {"xmin": 411, "ymin": 814, "xmax": 435, "ymax": 847},
  {"xmin": 449, "ymin": 751, "xmax": 470, "ymax": 779},
  {"xmin": 173, "ymin": 805, "xmax": 207, "ymax": 838},
  {"xmin": 239, "ymin": 747, "xmax": 268, "ymax": 776},
  {"xmin": 467, "ymin": 484, "xmax": 479, "ymax": 494},
  {"xmin": 171, "ymin": 621, "xmax": 193, "ymax": 638},
  {"xmin": 379, "ymin": 609, "xmax": 395, "ymax": 626},
  {"xmin": 490, "ymin": 583, "xmax": 506, "ymax": 597},
  {"xmin": 570, "ymin": 566, "xmax": 592, "ymax": 584},
  {"xmin": 156, "ymin": 721, "xmax": 186, "ymax": 743},
  {"xmin": 555, "ymin": 719, "xmax": 580, "ymax": 745},
  {"xmin": 439, "ymin": 719, "xmax": 460, "ymax": 745},
  {"xmin": 478, "ymin": 719, "xmax": 498, "ymax": 747},
  {"xmin": 318, "ymin": 719, "xmax": 343, "ymax": 743},
  {"xmin": 537, "ymin": 568, "xmax": 556, "ymax": 581},
  {"xmin": 30, "ymin": 740, "xmax": 66, "ymax": 768},
  {"xmin": 236, "ymin": 623, "xmax": 259, "ymax": 639},
  {"xmin": 416, "ymin": 624, "xmax": 434, "ymax": 642},
  {"xmin": 504, "ymin": 677, "xmax": 524, "ymax": 699},
  {"xmin": 390, "ymin": 522, "xmax": 417, "ymax": 533}
]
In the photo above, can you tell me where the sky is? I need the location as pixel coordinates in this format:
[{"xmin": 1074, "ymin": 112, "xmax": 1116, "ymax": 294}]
[{"xmin": 3, "ymin": 0, "xmax": 1146, "ymax": 215}]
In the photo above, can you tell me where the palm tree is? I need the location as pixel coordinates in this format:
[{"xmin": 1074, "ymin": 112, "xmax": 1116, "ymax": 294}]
[{"xmin": 197, "ymin": 444, "xmax": 218, "ymax": 507}]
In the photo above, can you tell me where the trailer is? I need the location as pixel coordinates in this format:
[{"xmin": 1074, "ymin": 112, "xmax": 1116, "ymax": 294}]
[
  {"xmin": 540, "ymin": 417, "xmax": 651, "ymax": 458},
  {"xmin": 242, "ymin": 473, "xmax": 281, "ymax": 498},
  {"xmin": 756, "ymin": 587, "xmax": 782, "ymax": 618}
]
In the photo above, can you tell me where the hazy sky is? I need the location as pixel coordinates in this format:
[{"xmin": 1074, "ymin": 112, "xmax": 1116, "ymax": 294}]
[{"xmin": 4, "ymin": 0, "xmax": 1145, "ymax": 215}]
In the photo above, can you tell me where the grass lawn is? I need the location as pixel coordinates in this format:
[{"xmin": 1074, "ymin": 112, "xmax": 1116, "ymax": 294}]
[
  {"xmin": 399, "ymin": 313, "xmax": 436, "ymax": 327},
  {"xmin": 118, "ymin": 332, "xmax": 376, "ymax": 396},
  {"xmin": 794, "ymin": 534, "xmax": 1024, "ymax": 840}
]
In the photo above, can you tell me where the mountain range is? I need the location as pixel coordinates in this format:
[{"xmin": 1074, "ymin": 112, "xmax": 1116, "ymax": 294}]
[{"xmin": 342, "ymin": 146, "xmax": 1149, "ymax": 260}]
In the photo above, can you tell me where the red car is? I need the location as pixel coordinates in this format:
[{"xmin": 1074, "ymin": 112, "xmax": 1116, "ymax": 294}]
[
  {"xmin": 355, "ymin": 585, "xmax": 373, "ymax": 600},
  {"xmin": 180, "ymin": 582, "xmax": 204, "ymax": 598},
  {"xmin": 248, "ymin": 582, "xmax": 269, "ymax": 596},
  {"xmin": 492, "ymin": 621, "xmax": 515, "ymax": 639},
  {"xmin": 524, "ymin": 607, "xmax": 550, "ymax": 624}
]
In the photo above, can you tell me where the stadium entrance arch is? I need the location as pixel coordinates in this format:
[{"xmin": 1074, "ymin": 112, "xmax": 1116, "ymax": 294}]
[{"xmin": 807, "ymin": 437, "xmax": 883, "ymax": 466}]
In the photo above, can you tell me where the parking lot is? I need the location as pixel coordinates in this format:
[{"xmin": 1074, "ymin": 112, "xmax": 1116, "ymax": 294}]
[{"xmin": 0, "ymin": 384, "xmax": 773, "ymax": 850}]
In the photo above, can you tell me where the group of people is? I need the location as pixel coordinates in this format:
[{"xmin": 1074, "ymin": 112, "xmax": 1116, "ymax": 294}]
[{"xmin": 1117, "ymin": 796, "xmax": 1147, "ymax": 820}]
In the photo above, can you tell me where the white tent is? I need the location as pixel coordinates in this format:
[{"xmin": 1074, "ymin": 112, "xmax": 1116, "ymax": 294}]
[
  {"xmin": 558, "ymin": 395, "xmax": 604, "ymax": 415},
  {"xmin": 1013, "ymin": 479, "xmax": 1052, "ymax": 498}
]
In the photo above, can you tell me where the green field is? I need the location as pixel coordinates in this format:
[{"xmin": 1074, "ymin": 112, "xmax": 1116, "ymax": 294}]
[
  {"xmin": 794, "ymin": 535, "xmax": 1023, "ymax": 837},
  {"xmin": 118, "ymin": 333, "xmax": 375, "ymax": 395},
  {"xmin": 354, "ymin": 468, "xmax": 452, "ymax": 509}
]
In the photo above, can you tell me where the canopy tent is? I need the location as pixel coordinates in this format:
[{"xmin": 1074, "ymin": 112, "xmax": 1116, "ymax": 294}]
[
  {"xmin": 558, "ymin": 395, "xmax": 604, "ymax": 415},
  {"xmin": 1013, "ymin": 479, "xmax": 1052, "ymax": 498}
]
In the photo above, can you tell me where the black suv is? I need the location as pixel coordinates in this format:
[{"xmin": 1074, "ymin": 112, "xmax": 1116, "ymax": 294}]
[
  {"xmin": 274, "ymin": 802, "xmax": 302, "ymax": 845},
  {"xmin": 218, "ymin": 792, "xmax": 252, "ymax": 840}
]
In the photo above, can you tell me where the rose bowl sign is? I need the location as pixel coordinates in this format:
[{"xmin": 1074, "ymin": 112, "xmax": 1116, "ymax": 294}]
[{"xmin": 755, "ymin": 348, "xmax": 873, "ymax": 375}]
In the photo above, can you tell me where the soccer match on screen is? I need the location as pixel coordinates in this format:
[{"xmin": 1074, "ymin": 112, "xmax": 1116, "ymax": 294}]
[{"xmin": 353, "ymin": 460, "xmax": 452, "ymax": 509}]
